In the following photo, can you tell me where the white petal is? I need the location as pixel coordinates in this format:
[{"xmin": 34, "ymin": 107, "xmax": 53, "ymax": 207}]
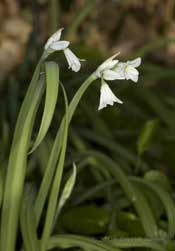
[
  {"xmin": 64, "ymin": 48, "xmax": 81, "ymax": 72},
  {"xmin": 96, "ymin": 60, "xmax": 119, "ymax": 77},
  {"xmin": 117, "ymin": 62, "xmax": 126, "ymax": 69},
  {"xmin": 96, "ymin": 52, "xmax": 120, "ymax": 78},
  {"xmin": 125, "ymin": 66, "xmax": 139, "ymax": 82},
  {"xmin": 128, "ymin": 57, "xmax": 141, "ymax": 68},
  {"xmin": 103, "ymin": 69, "xmax": 125, "ymax": 80},
  {"xmin": 44, "ymin": 28, "xmax": 64, "ymax": 50},
  {"xmin": 50, "ymin": 41, "xmax": 70, "ymax": 51},
  {"xmin": 113, "ymin": 63, "xmax": 126, "ymax": 79},
  {"xmin": 50, "ymin": 28, "xmax": 64, "ymax": 41},
  {"xmin": 98, "ymin": 82, "xmax": 123, "ymax": 110}
]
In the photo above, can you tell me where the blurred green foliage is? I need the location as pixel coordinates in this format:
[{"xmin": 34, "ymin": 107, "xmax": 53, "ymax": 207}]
[{"xmin": 1, "ymin": 0, "xmax": 175, "ymax": 251}]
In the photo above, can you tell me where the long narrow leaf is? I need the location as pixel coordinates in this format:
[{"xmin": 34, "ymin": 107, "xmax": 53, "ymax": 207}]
[
  {"xmin": 103, "ymin": 237, "xmax": 165, "ymax": 251},
  {"xmin": 30, "ymin": 62, "xmax": 59, "ymax": 153},
  {"xmin": 131, "ymin": 177, "xmax": 175, "ymax": 238},
  {"xmin": 40, "ymin": 84, "xmax": 69, "ymax": 251},
  {"xmin": 0, "ymin": 70, "xmax": 44, "ymax": 251},
  {"xmin": 20, "ymin": 202, "xmax": 32, "ymax": 251},
  {"xmin": 20, "ymin": 196, "xmax": 40, "ymax": 251},
  {"xmin": 48, "ymin": 234, "xmax": 122, "ymax": 251},
  {"xmin": 0, "ymin": 166, "xmax": 3, "ymax": 208}
]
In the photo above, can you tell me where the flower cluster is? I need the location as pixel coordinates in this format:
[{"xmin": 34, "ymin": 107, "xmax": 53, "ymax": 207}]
[
  {"xmin": 96, "ymin": 54, "xmax": 141, "ymax": 110},
  {"xmin": 44, "ymin": 28, "xmax": 81, "ymax": 72},
  {"xmin": 45, "ymin": 28, "xmax": 141, "ymax": 110}
]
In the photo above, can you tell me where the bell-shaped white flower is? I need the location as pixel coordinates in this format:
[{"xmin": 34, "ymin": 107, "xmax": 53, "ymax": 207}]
[
  {"xmin": 44, "ymin": 28, "xmax": 82, "ymax": 72},
  {"xmin": 96, "ymin": 52, "xmax": 120, "ymax": 78},
  {"xmin": 114, "ymin": 57, "xmax": 141, "ymax": 83},
  {"xmin": 64, "ymin": 48, "xmax": 81, "ymax": 72},
  {"xmin": 98, "ymin": 81, "xmax": 123, "ymax": 110},
  {"xmin": 96, "ymin": 54, "xmax": 142, "ymax": 110}
]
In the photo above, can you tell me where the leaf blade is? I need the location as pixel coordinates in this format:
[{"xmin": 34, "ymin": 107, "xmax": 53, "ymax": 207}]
[{"xmin": 30, "ymin": 62, "xmax": 59, "ymax": 153}]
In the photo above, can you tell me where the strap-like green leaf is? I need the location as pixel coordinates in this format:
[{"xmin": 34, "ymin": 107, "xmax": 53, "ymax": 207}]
[
  {"xmin": 30, "ymin": 62, "xmax": 59, "ymax": 153},
  {"xmin": 47, "ymin": 234, "xmax": 122, "ymax": 251},
  {"xmin": 0, "ymin": 166, "xmax": 3, "ymax": 208},
  {"xmin": 40, "ymin": 83, "xmax": 69, "ymax": 251},
  {"xmin": 131, "ymin": 177, "xmax": 175, "ymax": 238},
  {"xmin": 103, "ymin": 237, "xmax": 165, "ymax": 250},
  {"xmin": 20, "ymin": 196, "xmax": 40, "ymax": 251},
  {"xmin": 0, "ymin": 62, "xmax": 44, "ymax": 251}
]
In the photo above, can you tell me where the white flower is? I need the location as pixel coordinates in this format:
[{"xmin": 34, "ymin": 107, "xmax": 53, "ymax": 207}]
[
  {"xmin": 96, "ymin": 52, "xmax": 120, "ymax": 78},
  {"xmin": 114, "ymin": 57, "xmax": 141, "ymax": 83},
  {"xmin": 44, "ymin": 28, "xmax": 63, "ymax": 50},
  {"xmin": 64, "ymin": 48, "xmax": 81, "ymax": 72},
  {"xmin": 98, "ymin": 81, "xmax": 123, "ymax": 110},
  {"xmin": 103, "ymin": 69, "xmax": 125, "ymax": 80},
  {"xmin": 44, "ymin": 28, "xmax": 82, "ymax": 72},
  {"xmin": 96, "ymin": 54, "xmax": 142, "ymax": 110},
  {"xmin": 44, "ymin": 28, "xmax": 69, "ymax": 51}
]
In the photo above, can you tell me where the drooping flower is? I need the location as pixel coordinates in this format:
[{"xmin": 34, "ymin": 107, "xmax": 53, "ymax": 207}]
[
  {"xmin": 114, "ymin": 57, "xmax": 141, "ymax": 83},
  {"xmin": 98, "ymin": 81, "xmax": 123, "ymax": 110},
  {"xmin": 96, "ymin": 54, "xmax": 142, "ymax": 110},
  {"xmin": 44, "ymin": 28, "xmax": 82, "ymax": 72},
  {"xmin": 95, "ymin": 52, "xmax": 123, "ymax": 110},
  {"xmin": 64, "ymin": 48, "xmax": 81, "ymax": 72}
]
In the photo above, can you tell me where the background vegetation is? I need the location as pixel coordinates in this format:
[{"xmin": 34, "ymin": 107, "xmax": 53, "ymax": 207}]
[{"xmin": 0, "ymin": 0, "xmax": 175, "ymax": 250}]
